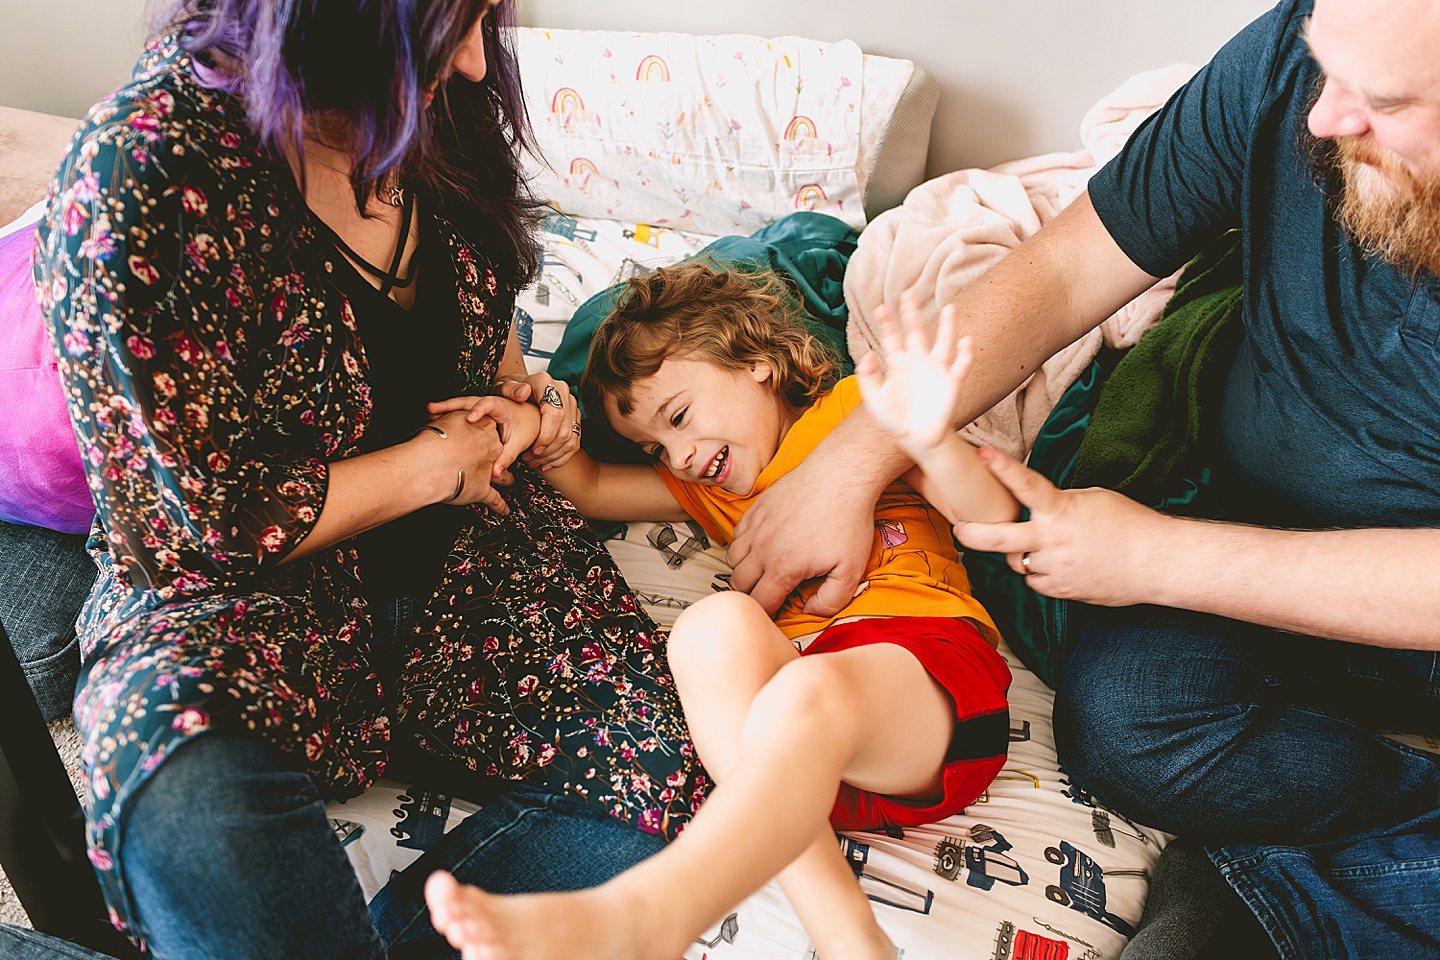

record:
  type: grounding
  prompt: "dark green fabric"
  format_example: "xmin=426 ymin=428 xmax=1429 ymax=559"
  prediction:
xmin=549 ymin=211 xmax=858 ymax=464
xmin=963 ymin=233 xmax=1244 ymax=688
xmin=1073 ymin=231 xmax=1244 ymax=514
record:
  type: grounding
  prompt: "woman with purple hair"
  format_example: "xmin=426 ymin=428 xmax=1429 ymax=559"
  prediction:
xmin=13 ymin=1 xmax=704 ymax=957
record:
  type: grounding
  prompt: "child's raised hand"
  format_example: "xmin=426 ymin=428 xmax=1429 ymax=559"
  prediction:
xmin=856 ymin=291 xmax=974 ymax=459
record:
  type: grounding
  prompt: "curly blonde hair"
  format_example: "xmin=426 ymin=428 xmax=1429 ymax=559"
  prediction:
xmin=580 ymin=260 xmax=840 ymax=426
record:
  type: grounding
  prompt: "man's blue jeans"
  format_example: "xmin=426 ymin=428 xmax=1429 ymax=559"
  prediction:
xmin=1056 ymin=607 xmax=1440 ymax=959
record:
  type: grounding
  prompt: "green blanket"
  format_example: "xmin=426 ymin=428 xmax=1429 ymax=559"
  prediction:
xmin=964 ymin=232 xmax=1244 ymax=687
xmin=1072 ymin=231 xmax=1244 ymax=512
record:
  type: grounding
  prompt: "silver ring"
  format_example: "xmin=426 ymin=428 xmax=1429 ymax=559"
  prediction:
xmin=541 ymin=384 xmax=564 ymax=408
xmin=570 ymin=421 xmax=581 ymax=436
xmin=1021 ymin=551 xmax=1032 ymax=575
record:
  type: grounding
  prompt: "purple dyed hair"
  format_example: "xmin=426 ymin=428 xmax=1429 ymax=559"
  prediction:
xmin=154 ymin=0 xmax=541 ymax=286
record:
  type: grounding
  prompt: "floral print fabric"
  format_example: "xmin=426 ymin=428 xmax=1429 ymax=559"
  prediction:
xmin=34 ymin=37 xmax=703 ymax=948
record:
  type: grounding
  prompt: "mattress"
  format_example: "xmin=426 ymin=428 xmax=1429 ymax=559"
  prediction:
xmin=328 ymin=512 xmax=1168 ymax=959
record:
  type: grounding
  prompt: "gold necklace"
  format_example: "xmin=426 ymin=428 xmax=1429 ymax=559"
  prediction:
xmin=302 ymin=140 xmax=406 ymax=207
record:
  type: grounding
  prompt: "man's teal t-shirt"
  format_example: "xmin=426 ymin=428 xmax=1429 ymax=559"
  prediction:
xmin=1087 ymin=0 xmax=1440 ymax=529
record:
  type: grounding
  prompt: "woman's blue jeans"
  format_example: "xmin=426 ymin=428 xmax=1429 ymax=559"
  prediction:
xmin=2 ymin=594 xmax=667 ymax=960
xmin=0 ymin=741 xmax=664 ymax=959
xmin=1056 ymin=607 xmax=1440 ymax=960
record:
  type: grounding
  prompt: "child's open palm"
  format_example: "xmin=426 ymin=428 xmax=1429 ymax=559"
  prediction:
xmin=856 ymin=292 xmax=974 ymax=459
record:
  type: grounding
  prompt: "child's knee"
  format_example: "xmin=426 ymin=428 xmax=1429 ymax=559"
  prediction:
xmin=671 ymin=592 xmax=768 ymax=651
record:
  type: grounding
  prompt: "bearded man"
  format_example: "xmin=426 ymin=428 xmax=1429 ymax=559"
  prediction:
xmin=724 ymin=0 xmax=1440 ymax=956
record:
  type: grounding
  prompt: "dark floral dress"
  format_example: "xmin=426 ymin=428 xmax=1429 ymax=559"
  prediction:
xmin=34 ymin=37 xmax=704 ymax=945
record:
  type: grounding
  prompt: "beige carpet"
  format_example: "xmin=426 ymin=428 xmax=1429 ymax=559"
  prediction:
xmin=0 ymin=715 xmax=85 ymax=929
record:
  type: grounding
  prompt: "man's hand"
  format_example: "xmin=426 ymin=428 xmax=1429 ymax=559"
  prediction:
xmin=955 ymin=446 xmax=1173 ymax=607
xmin=729 ymin=452 xmax=884 ymax=617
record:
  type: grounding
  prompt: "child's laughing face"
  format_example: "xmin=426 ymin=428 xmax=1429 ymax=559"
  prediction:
xmin=608 ymin=357 xmax=796 ymax=496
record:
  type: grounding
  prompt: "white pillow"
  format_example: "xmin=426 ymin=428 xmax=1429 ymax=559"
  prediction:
xmin=512 ymin=28 xmax=935 ymax=235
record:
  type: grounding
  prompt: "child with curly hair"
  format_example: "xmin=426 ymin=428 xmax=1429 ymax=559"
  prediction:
xmin=425 ymin=261 xmax=1019 ymax=960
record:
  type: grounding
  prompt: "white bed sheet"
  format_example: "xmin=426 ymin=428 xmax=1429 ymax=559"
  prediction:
xmin=513 ymin=210 xmax=722 ymax=375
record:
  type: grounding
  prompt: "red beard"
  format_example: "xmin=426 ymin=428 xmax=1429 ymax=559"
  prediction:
xmin=1331 ymin=135 xmax=1440 ymax=276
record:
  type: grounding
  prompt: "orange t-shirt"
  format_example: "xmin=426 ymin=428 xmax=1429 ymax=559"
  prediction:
xmin=657 ymin=377 xmax=999 ymax=644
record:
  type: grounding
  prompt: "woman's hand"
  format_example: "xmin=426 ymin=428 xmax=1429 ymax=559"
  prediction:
xmin=427 ymin=395 xmax=542 ymax=481
xmin=955 ymin=446 xmax=1174 ymax=606
xmin=491 ymin=372 xmax=582 ymax=470
xmin=856 ymin=291 xmax=973 ymax=461
xmin=409 ymin=406 xmax=534 ymax=515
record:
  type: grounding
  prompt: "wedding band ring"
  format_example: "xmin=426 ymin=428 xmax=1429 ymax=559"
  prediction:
xmin=541 ymin=384 xmax=564 ymax=408
xmin=1021 ymin=551 xmax=1033 ymax=575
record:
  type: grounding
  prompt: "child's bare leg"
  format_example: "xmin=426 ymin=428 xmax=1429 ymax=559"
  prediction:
xmin=426 ymin=598 xmax=955 ymax=960
xmin=666 ymin=594 xmax=892 ymax=958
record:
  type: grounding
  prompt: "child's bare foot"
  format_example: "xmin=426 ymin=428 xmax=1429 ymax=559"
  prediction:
xmin=425 ymin=870 xmax=685 ymax=960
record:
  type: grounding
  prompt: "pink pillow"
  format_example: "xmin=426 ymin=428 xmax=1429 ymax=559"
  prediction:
xmin=0 ymin=227 xmax=93 ymax=533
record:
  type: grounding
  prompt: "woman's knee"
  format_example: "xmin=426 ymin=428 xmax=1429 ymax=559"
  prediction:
xmin=120 ymin=735 xmax=320 ymax=861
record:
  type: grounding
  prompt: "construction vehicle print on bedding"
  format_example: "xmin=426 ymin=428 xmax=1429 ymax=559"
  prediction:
xmin=1060 ymin=777 xmax=1157 ymax=851
xmin=391 ymin=789 xmax=456 ymax=851
xmin=645 ymin=519 xmax=713 ymax=568
xmin=541 ymin=209 xmax=599 ymax=243
xmin=932 ymin=824 xmax=1028 ymax=891
xmin=992 ymin=919 xmax=1101 ymax=960
xmin=1042 ymin=841 xmax=1142 ymax=937
xmin=841 ymin=836 xmax=935 ymax=915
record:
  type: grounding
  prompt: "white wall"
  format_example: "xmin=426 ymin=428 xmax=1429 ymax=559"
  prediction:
xmin=0 ymin=0 xmax=151 ymax=120
xmin=0 ymin=0 xmax=1275 ymax=176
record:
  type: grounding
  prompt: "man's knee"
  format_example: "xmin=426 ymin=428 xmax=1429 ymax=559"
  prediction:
xmin=1053 ymin=614 xmax=1211 ymax=809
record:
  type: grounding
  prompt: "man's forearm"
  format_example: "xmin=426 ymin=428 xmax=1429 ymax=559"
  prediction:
xmin=1136 ymin=518 xmax=1440 ymax=650
xmin=817 ymin=403 xmax=912 ymax=493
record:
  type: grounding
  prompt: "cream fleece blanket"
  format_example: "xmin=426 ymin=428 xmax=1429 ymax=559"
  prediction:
xmin=845 ymin=64 xmax=1198 ymax=463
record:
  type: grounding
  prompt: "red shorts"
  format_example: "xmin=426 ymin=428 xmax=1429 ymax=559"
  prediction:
xmin=803 ymin=616 xmax=1012 ymax=833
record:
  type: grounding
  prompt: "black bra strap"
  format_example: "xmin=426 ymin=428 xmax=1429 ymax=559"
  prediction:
xmin=321 ymin=189 xmax=417 ymax=297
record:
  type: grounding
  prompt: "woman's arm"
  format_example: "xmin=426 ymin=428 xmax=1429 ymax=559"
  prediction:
xmin=426 ymin=394 xmax=687 ymax=522
xmin=36 ymin=114 xmax=355 ymax=590
xmin=284 ymin=408 xmax=513 ymax=562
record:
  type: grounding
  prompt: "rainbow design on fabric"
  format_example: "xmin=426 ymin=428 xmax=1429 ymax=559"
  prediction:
xmin=636 ymin=55 xmax=671 ymax=82
xmin=570 ymin=157 xmax=599 ymax=176
xmin=784 ymin=116 xmax=818 ymax=139
xmin=794 ymin=183 xmax=828 ymax=208
xmin=551 ymin=87 xmax=584 ymax=113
